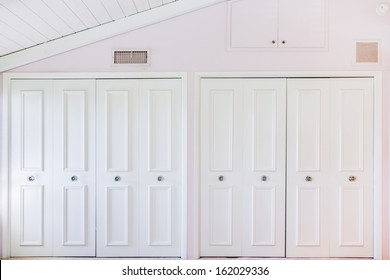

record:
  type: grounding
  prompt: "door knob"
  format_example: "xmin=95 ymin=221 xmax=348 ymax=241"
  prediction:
xmin=272 ymin=40 xmax=276 ymax=44
xmin=157 ymin=176 xmax=164 ymax=182
xmin=218 ymin=176 xmax=224 ymax=182
xmin=282 ymin=40 xmax=286 ymax=44
xmin=115 ymin=176 xmax=121 ymax=182
xmin=28 ymin=176 xmax=35 ymax=181
xmin=349 ymin=176 xmax=356 ymax=182
xmin=262 ymin=176 xmax=268 ymax=181
xmin=305 ymin=176 xmax=312 ymax=182
xmin=71 ymin=176 xmax=78 ymax=181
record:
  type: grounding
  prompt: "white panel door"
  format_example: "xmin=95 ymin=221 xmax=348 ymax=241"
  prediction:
xmin=139 ymin=79 xmax=182 ymax=257
xmin=286 ymin=78 xmax=373 ymax=258
xmin=200 ymin=78 xmax=286 ymax=257
xmin=96 ymin=79 xmax=140 ymax=257
xmin=200 ymin=79 xmax=243 ymax=256
xmin=329 ymin=78 xmax=373 ymax=257
xmin=241 ymin=79 xmax=286 ymax=257
xmin=11 ymin=80 xmax=53 ymax=256
xmin=52 ymin=80 xmax=96 ymax=256
xmin=286 ymin=79 xmax=330 ymax=257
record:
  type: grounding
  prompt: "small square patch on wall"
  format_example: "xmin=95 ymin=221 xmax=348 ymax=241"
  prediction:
xmin=355 ymin=42 xmax=379 ymax=63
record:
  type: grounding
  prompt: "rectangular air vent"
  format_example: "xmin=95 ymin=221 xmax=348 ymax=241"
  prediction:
xmin=112 ymin=49 xmax=150 ymax=65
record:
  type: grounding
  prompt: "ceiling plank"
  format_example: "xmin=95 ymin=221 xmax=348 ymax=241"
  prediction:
xmin=162 ymin=0 xmax=176 ymax=4
xmin=0 ymin=0 xmax=60 ymax=40
xmin=133 ymin=0 xmax=151 ymax=12
xmin=117 ymin=0 xmax=138 ymax=15
xmin=0 ymin=33 xmax=23 ymax=53
xmin=0 ymin=0 xmax=227 ymax=71
xmin=149 ymin=0 xmax=164 ymax=9
xmin=42 ymin=0 xmax=86 ymax=31
xmin=63 ymin=0 xmax=99 ymax=28
xmin=81 ymin=0 xmax=111 ymax=24
xmin=20 ymin=0 xmax=74 ymax=36
xmin=0 ymin=20 xmax=36 ymax=48
xmin=99 ymin=0 xmax=125 ymax=20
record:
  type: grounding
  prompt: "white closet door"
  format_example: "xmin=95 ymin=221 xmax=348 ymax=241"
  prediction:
xmin=139 ymin=79 xmax=182 ymax=257
xmin=11 ymin=80 xmax=53 ymax=256
xmin=96 ymin=79 xmax=140 ymax=257
xmin=200 ymin=79 xmax=243 ymax=256
xmin=329 ymin=78 xmax=373 ymax=257
xmin=52 ymin=80 xmax=96 ymax=256
xmin=241 ymin=79 xmax=286 ymax=257
xmin=286 ymin=79 xmax=331 ymax=257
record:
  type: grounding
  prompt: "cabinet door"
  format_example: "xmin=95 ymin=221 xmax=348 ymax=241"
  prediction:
xmin=230 ymin=0 xmax=278 ymax=48
xmin=52 ymin=80 xmax=96 ymax=256
xmin=200 ymin=79 xmax=243 ymax=256
xmin=286 ymin=79 xmax=331 ymax=257
xmin=241 ymin=79 xmax=286 ymax=257
xmin=329 ymin=78 xmax=373 ymax=257
xmin=139 ymin=79 xmax=182 ymax=257
xmin=10 ymin=80 xmax=53 ymax=256
xmin=96 ymin=80 xmax=140 ymax=257
xmin=278 ymin=0 xmax=327 ymax=48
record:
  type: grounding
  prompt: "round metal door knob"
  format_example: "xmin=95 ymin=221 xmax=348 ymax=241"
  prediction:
xmin=28 ymin=176 xmax=35 ymax=181
xmin=115 ymin=176 xmax=121 ymax=182
xmin=349 ymin=176 xmax=356 ymax=182
xmin=71 ymin=176 xmax=78 ymax=181
xmin=305 ymin=176 xmax=312 ymax=182
xmin=218 ymin=176 xmax=224 ymax=182
xmin=157 ymin=176 xmax=164 ymax=182
xmin=262 ymin=176 xmax=268 ymax=182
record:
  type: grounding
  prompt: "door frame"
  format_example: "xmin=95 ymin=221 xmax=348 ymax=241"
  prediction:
xmin=194 ymin=71 xmax=383 ymax=259
xmin=1 ymin=72 xmax=188 ymax=259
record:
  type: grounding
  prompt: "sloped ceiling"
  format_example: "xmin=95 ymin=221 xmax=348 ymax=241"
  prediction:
xmin=0 ymin=0 xmax=225 ymax=71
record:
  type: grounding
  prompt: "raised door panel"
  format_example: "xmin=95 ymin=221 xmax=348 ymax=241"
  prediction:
xmin=242 ymin=79 xmax=286 ymax=257
xmin=330 ymin=78 xmax=373 ymax=257
xmin=10 ymin=80 xmax=53 ymax=256
xmin=229 ymin=0 xmax=278 ymax=48
xmin=200 ymin=79 xmax=242 ymax=256
xmin=278 ymin=0 xmax=327 ymax=48
xmin=52 ymin=80 xmax=96 ymax=256
xmin=139 ymin=79 xmax=182 ymax=257
xmin=286 ymin=79 xmax=330 ymax=257
xmin=96 ymin=80 xmax=139 ymax=257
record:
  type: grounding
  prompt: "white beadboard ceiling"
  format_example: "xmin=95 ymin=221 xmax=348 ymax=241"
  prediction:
xmin=0 ymin=0 xmax=226 ymax=71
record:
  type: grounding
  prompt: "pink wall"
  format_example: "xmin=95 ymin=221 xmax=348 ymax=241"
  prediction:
xmin=2 ymin=0 xmax=390 ymax=258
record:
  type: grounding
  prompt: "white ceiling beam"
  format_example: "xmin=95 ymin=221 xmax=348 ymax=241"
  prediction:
xmin=0 ymin=0 xmax=227 ymax=72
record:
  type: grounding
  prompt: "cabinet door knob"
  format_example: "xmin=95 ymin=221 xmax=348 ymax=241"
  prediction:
xmin=115 ymin=176 xmax=121 ymax=182
xmin=157 ymin=176 xmax=164 ymax=182
xmin=28 ymin=176 xmax=35 ymax=181
xmin=305 ymin=176 xmax=312 ymax=182
xmin=218 ymin=176 xmax=224 ymax=182
xmin=262 ymin=176 xmax=268 ymax=181
xmin=349 ymin=176 xmax=356 ymax=182
xmin=272 ymin=40 xmax=276 ymax=44
xmin=282 ymin=40 xmax=286 ymax=44
xmin=71 ymin=176 xmax=78 ymax=181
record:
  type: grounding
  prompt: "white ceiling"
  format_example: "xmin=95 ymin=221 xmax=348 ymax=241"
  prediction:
xmin=0 ymin=0 xmax=178 ymax=57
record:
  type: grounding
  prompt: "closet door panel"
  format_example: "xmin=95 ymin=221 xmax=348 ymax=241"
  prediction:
xmin=330 ymin=78 xmax=373 ymax=257
xmin=11 ymin=80 xmax=53 ymax=256
xmin=242 ymin=79 xmax=286 ymax=257
xmin=139 ymin=79 xmax=182 ymax=257
xmin=96 ymin=80 xmax=139 ymax=257
xmin=200 ymin=79 xmax=242 ymax=256
xmin=286 ymin=79 xmax=330 ymax=257
xmin=52 ymin=80 xmax=96 ymax=256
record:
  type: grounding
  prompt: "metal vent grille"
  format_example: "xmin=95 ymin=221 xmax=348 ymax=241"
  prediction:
xmin=113 ymin=50 xmax=149 ymax=65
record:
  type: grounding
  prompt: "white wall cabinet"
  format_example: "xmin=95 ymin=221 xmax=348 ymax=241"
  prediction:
xmin=286 ymin=78 xmax=373 ymax=257
xmin=10 ymin=78 xmax=184 ymax=258
xmin=200 ymin=78 xmax=287 ymax=257
xmin=200 ymin=77 xmax=374 ymax=258
xmin=229 ymin=0 xmax=327 ymax=49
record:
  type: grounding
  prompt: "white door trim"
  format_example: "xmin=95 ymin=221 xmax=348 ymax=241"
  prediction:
xmin=1 ymin=72 xmax=188 ymax=259
xmin=194 ymin=71 xmax=383 ymax=259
